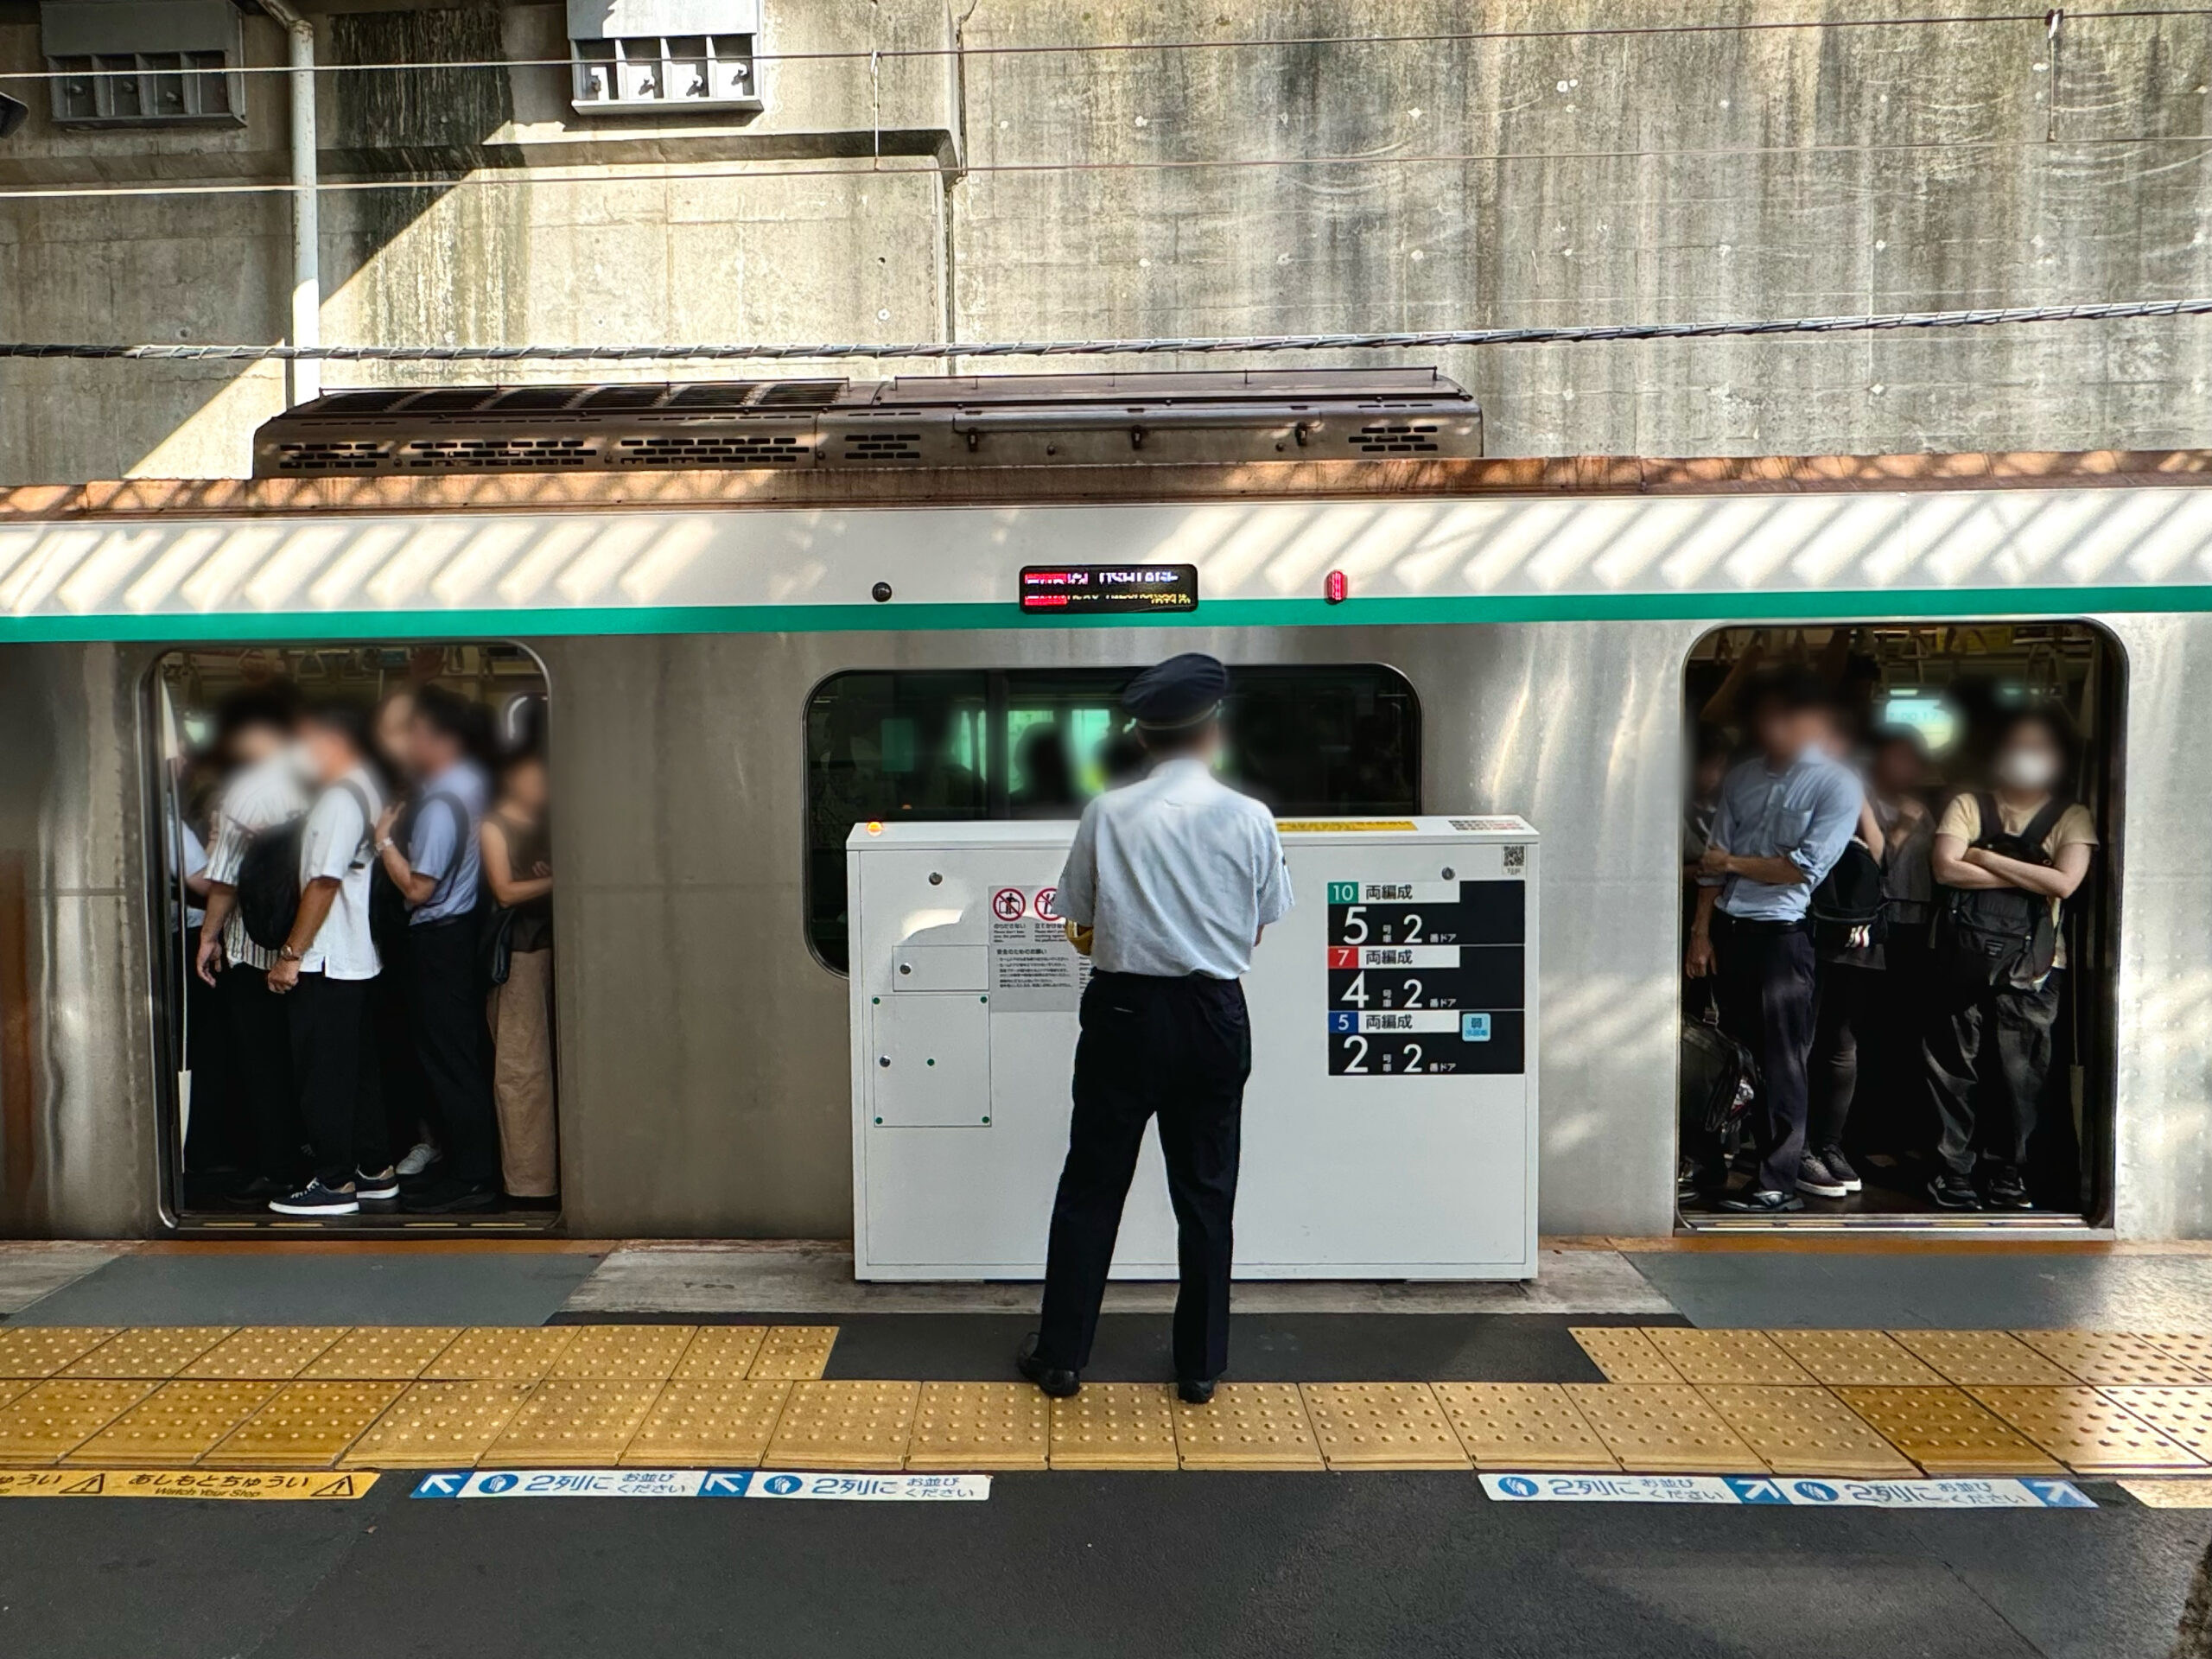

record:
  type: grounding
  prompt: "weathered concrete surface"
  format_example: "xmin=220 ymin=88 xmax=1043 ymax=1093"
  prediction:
xmin=0 ymin=0 xmax=2208 ymax=482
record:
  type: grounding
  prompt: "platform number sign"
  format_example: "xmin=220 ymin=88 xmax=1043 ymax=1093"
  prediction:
xmin=1325 ymin=878 xmax=1525 ymax=1076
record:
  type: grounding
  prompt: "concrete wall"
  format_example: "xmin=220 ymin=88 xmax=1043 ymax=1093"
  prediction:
xmin=0 ymin=0 xmax=2208 ymax=481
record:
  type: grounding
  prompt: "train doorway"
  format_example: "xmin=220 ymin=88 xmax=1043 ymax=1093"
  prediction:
xmin=1676 ymin=622 xmax=2122 ymax=1230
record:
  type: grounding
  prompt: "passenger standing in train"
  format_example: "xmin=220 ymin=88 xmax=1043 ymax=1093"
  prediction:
xmin=366 ymin=688 xmax=440 ymax=1182
xmin=371 ymin=685 xmax=501 ymax=1214
xmin=195 ymin=685 xmax=314 ymax=1207
xmin=1923 ymin=709 xmax=2097 ymax=1209
xmin=264 ymin=702 xmax=393 ymax=1216
xmin=1686 ymin=668 xmax=1865 ymax=1213
xmin=1019 ymin=653 xmax=1293 ymax=1405
xmin=480 ymin=750 xmax=559 ymax=1202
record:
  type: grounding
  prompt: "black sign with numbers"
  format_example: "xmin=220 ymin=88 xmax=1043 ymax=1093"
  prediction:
xmin=1324 ymin=879 xmax=1525 ymax=1076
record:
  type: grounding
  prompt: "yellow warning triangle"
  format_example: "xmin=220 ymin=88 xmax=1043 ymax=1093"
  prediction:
xmin=312 ymin=1475 xmax=356 ymax=1497
xmin=61 ymin=1473 xmax=105 ymax=1496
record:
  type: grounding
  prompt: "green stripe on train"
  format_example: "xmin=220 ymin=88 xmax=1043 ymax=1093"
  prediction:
xmin=0 ymin=585 xmax=2206 ymax=641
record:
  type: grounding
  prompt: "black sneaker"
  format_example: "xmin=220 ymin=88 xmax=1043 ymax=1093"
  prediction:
xmin=399 ymin=1174 xmax=500 ymax=1214
xmin=1817 ymin=1145 xmax=1863 ymax=1192
xmin=269 ymin=1179 xmax=359 ymax=1216
xmin=354 ymin=1166 xmax=400 ymax=1202
xmin=1719 ymin=1189 xmax=1805 ymax=1214
xmin=222 ymin=1174 xmax=294 ymax=1211
xmin=1984 ymin=1165 xmax=2032 ymax=1209
xmin=1928 ymin=1173 xmax=1980 ymax=1210
xmin=1797 ymin=1152 xmax=1848 ymax=1200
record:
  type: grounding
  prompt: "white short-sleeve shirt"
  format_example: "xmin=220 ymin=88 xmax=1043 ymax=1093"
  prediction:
xmin=296 ymin=766 xmax=385 ymax=980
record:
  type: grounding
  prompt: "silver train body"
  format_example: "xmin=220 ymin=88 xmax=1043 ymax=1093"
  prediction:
xmin=2 ymin=386 xmax=2208 ymax=1242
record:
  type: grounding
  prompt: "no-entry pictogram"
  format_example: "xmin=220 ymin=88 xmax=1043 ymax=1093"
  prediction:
xmin=1033 ymin=887 xmax=1061 ymax=922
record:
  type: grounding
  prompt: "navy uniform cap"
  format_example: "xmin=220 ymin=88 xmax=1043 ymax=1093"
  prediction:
xmin=1122 ymin=652 xmax=1230 ymax=730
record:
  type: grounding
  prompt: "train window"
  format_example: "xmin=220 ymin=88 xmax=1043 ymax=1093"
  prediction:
xmin=805 ymin=664 xmax=1421 ymax=971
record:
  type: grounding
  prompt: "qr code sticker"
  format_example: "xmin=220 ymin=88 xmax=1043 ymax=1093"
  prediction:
xmin=1502 ymin=844 xmax=1527 ymax=875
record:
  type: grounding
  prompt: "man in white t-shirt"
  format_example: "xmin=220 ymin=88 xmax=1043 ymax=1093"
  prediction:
xmin=264 ymin=702 xmax=394 ymax=1217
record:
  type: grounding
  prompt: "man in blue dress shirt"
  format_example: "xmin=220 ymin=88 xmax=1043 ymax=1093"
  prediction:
xmin=1686 ymin=666 xmax=1864 ymax=1213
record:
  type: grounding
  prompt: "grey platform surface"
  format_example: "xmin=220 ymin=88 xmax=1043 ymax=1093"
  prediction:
xmin=0 ymin=1245 xmax=120 ymax=1316
xmin=2 ymin=1250 xmax=603 ymax=1327
xmin=1627 ymin=1249 xmax=2212 ymax=1331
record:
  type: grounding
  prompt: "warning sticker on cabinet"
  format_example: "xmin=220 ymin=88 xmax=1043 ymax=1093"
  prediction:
xmin=988 ymin=885 xmax=1091 ymax=1012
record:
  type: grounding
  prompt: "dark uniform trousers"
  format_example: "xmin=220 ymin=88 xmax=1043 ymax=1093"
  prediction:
xmin=1713 ymin=913 xmax=1817 ymax=1195
xmin=1037 ymin=970 xmax=1251 ymax=1382
xmin=1924 ymin=969 xmax=2063 ymax=1178
xmin=218 ymin=956 xmax=302 ymax=1181
xmin=289 ymin=971 xmax=389 ymax=1186
xmin=406 ymin=917 xmax=501 ymax=1185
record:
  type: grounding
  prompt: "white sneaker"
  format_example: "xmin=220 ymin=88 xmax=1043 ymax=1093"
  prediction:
xmin=396 ymin=1141 xmax=442 ymax=1178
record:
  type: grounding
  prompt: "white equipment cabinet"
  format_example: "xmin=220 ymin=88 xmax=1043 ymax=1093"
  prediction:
xmin=847 ymin=817 xmax=1539 ymax=1280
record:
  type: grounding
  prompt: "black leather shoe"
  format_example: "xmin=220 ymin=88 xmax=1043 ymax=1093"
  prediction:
xmin=1177 ymin=1377 xmax=1217 ymax=1406
xmin=1015 ymin=1332 xmax=1079 ymax=1399
xmin=1718 ymin=1188 xmax=1805 ymax=1214
xmin=220 ymin=1175 xmax=292 ymax=1211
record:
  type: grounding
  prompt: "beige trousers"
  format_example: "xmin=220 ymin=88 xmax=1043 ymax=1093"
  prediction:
xmin=486 ymin=947 xmax=559 ymax=1197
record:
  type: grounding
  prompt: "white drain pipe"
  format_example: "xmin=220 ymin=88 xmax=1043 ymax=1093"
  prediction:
xmin=263 ymin=1 xmax=320 ymax=404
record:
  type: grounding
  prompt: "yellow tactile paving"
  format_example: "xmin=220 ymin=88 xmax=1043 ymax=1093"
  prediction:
xmin=1697 ymin=1385 xmax=1920 ymax=1478
xmin=669 ymin=1326 xmax=768 ymax=1382
xmin=906 ymin=1382 xmax=1051 ymax=1471
xmin=203 ymin=1382 xmax=406 ymax=1469
xmin=1888 ymin=1330 xmax=2076 ymax=1388
xmin=2012 ymin=1332 xmax=2212 ymax=1388
xmin=0 ymin=1381 xmax=156 ymax=1465
xmin=1768 ymin=1330 xmax=1947 ymax=1388
xmin=0 ymin=1327 xmax=123 ymax=1380
xmin=1300 ymin=1382 xmax=1469 ymax=1471
xmin=341 ymin=1381 xmax=538 ymax=1469
xmin=549 ymin=1325 xmax=698 ymax=1382
xmin=1569 ymin=1327 xmax=1683 ymax=1384
xmin=181 ymin=1327 xmax=349 ymax=1381
xmin=1431 ymin=1382 xmax=1618 ymax=1471
xmin=1832 ymin=1387 xmax=2065 ymax=1476
xmin=762 ymin=1380 xmax=918 ymax=1471
xmin=747 ymin=1326 xmax=840 ymax=1382
xmin=1047 ymin=1383 xmax=1180 ymax=1470
xmin=0 ymin=1379 xmax=31 ymax=1412
xmin=66 ymin=1382 xmax=281 ymax=1465
xmin=2099 ymin=1388 xmax=2212 ymax=1460
xmin=1643 ymin=1329 xmax=1815 ymax=1387
xmin=481 ymin=1380 xmax=664 ymax=1468
xmin=1171 ymin=1382 xmax=1324 ymax=1471
xmin=302 ymin=1328 xmax=463 ymax=1381
xmin=58 ymin=1327 xmax=233 ymax=1380
xmin=421 ymin=1326 xmax=578 ymax=1382
xmin=1563 ymin=1386 xmax=1768 ymax=1474
xmin=620 ymin=1380 xmax=792 ymax=1468
xmin=1967 ymin=1386 xmax=2207 ymax=1475
xmin=2143 ymin=1334 xmax=2212 ymax=1371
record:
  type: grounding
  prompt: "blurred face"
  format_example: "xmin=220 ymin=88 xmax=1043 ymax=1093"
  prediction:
xmin=1871 ymin=739 xmax=1925 ymax=798
xmin=300 ymin=721 xmax=353 ymax=784
xmin=1993 ymin=722 xmax=2064 ymax=795
xmin=410 ymin=715 xmax=461 ymax=777
xmin=374 ymin=693 xmax=416 ymax=772
xmin=503 ymin=756 xmax=550 ymax=814
xmin=1753 ymin=700 xmax=1827 ymax=763
xmin=1693 ymin=754 xmax=1727 ymax=799
xmin=227 ymin=720 xmax=287 ymax=768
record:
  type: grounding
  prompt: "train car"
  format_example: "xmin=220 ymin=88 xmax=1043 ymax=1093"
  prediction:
xmin=0 ymin=368 xmax=2206 ymax=1245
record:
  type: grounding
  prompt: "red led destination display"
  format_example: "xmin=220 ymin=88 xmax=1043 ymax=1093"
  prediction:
xmin=1019 ymin=564 xmax=1199 ymax=614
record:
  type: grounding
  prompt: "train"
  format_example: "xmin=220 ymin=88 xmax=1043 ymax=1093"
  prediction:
xmin=0 ymin=368 xmax=2206 ymax=1244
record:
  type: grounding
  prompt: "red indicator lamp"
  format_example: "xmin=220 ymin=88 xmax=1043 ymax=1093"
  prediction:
xmin=1324 ymin=569 xmax=1349 ymax=605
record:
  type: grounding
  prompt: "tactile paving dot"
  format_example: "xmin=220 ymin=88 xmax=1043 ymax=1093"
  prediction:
xmin=181 ymin=1327 xmax=350 ymax=1381
xmin=302 ymin=1328 xmax=463 ymax=1381
xmin=1562 ymin=1385 xmax=1767 ymax=1474
xmin=1696 ymin=1385 xmax=1918 ymax=1478
xmin=340 ymin=1381 xmax=537 ymax=1468
xmin=670 ymin=1326 xmax=768 ymax=1382
xmin=1172 ymin=1382 xmax=1324 ymax=1471
xmin=0 ymin=1381 xmax=157 ymax=1465
xmin=906 ymin=1382 xmax=1050 ymax=1471
xmin=1047 ymin=1383 xmax=1179 ymax=1470
xmin=1430 ymin=1382 xmax=1618 ymax=1471
xmin=481 ymin=1380 xmax=665 ymax=1467
xmin=202 ymin=1381 xmax=406 ymax=1468
xmin=421 ymin=1326 xmax=579 ymax=1382
xmin=65 ymin=1381 xmax=280 ymax=1465
xmin=1888 ymin=1330 xmax=2075 ymax=1387
xmin=59 ymin=1327 xmax=234 ymax=1380
xmin=1643 ymin=1330 xmax=1815 ymax=1387
xmin=1300 ymin=1382 xmax=1468 ymax=1470
xmin=620 ymin=1380 xmax=792 ymax=1468
xmin=1831 ymin=1386 xmax=2064 ymax=1476
xmin=1966 ymin=1386 xmax=2207 ymax=1475
xmin=747 ymin=1326 xmax=840 ymax=1382
xmin=1569 ymin=1328 xmax=1683 ymax=1384
xmin=762 ymin=1380 xmax=918 ymax=1471
xmin=550 ymin=1325 xmax=699 ymax=1382
xmin=2098 ymin=1388 xmax=2212 ymax=1459
xmin=0 ymin=1327 xmax=123 ymax=1380
xmin=2012 ymin=1332 xmax=2212 ymax=1387
xmin=1769 ymin=1330 xmax=1946 ymax=1387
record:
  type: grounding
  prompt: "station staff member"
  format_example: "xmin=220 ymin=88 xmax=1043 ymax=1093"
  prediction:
xmin=1018 ymin=653 xmax=1293 ymax=1405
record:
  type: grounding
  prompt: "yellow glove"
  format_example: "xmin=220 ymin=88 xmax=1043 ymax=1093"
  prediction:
xmin=1065 ymin=919 xmax=1095 ymax=957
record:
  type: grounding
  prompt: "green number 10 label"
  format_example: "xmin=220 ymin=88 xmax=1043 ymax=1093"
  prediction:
xmin=1327 ymin=882 xmax=1358 ymax=905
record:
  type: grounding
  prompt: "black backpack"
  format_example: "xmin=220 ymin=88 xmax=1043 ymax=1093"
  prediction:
xmin=1808 ymin=838 xmax=1887 ymax=953
xmin=1933 ymin=791 xmax=2069 ymax=990
xmin=237 ymin=780 xmax=370 ymax=951
xmin=1681 ymin=990 xmax=1758 ymax=1137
